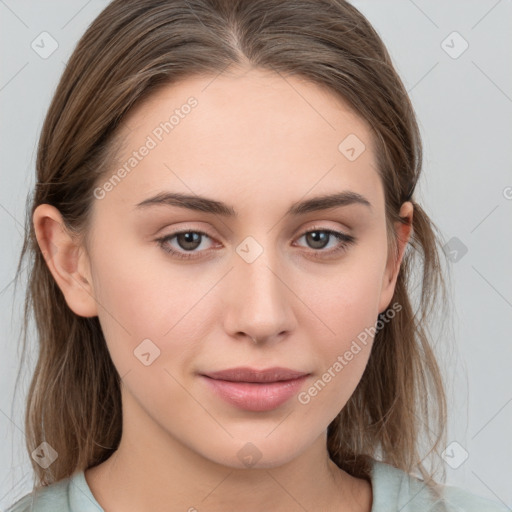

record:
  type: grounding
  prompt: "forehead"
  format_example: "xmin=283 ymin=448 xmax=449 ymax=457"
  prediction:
xmin=97 ymin=67 xmax=383 ymax=216
xmin=122 ymin=67 xmax=374 ymax=152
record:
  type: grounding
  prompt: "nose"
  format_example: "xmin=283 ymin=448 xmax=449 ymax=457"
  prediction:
xmin=222 ymin=240 xmax=296 ymax=346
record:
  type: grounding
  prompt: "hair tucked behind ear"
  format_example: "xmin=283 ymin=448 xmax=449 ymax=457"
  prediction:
xmin=328 ymin=199 xmax=448 ymax=486
xmin=14 ymin=0 xmax=449 ymax=491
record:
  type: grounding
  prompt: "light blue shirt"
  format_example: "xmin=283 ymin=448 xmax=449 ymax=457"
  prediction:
xmin=6 ymin=459 xmax=509 ymax=511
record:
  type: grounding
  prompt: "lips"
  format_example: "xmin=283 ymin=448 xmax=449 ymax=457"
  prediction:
xmin=200 ymin=367 xmax=310 ymax=412
xmin=203 ymin=367 xmax=309 ymax=383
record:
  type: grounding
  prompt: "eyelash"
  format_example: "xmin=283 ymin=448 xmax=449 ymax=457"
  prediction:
xmin=155 ymin=227 xmax=356 ymax=261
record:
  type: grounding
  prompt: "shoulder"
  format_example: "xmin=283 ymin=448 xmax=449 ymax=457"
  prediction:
xmin=4 ymin=471 xmax=101 ymax=512
xmin=370 ymin=460 xmax=509 ymax=512
xmin=5 ymin=477 xmax=70 ymax=512
xmin=440 ymin=483 xmax=510 ymax=512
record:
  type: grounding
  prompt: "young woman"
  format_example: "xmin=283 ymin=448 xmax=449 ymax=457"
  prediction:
xmin=7 ymin=0 xmax=507 ymax=510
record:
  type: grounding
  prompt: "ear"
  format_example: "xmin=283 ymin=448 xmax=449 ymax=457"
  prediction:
xmin=378 ymin=201 xmax=413 ymax=313
xmin=33 ymin=204 xmax=98 ymax=317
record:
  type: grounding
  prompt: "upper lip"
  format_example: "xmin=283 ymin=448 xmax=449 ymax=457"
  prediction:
xmin=201 ymin=367 xmax=309 ymax=383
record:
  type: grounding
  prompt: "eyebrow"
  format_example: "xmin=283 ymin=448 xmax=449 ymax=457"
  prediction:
xmin=134 ymin=190 xmax=372 ymax=216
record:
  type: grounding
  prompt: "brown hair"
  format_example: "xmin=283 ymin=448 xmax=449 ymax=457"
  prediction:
xmin=15 ymin=0 xmax=449 ymax=493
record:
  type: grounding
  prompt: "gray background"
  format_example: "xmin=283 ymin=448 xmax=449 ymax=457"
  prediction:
xmin=1 ymin=0 xmax=511 ymax=508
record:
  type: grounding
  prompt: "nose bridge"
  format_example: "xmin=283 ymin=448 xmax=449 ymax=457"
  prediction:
xmin=225 ymin=233 xmax=294 ymax=340
xmin=237 ymin=234 xmax=285 ymax=310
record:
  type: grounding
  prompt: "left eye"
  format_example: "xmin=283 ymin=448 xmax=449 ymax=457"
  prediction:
xmin=156 ymin=228 xmax=355 ymax=260
xmin=295 ymin=229 xmax=351 ymax=251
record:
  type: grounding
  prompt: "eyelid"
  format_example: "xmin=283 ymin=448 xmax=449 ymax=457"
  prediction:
xmin=156 ymin=224 xmax=218 ymax=242
xmin=156 ymin=223 xmax=355 ymax=260
xmin=295 ymin=222 xmax=352 ymax=239
xmin=156 ymin=224 xmax=351 ymax=244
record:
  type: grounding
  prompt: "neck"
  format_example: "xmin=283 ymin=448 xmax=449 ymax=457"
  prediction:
xmin=85 ymin=390 xmax=372 ymax=512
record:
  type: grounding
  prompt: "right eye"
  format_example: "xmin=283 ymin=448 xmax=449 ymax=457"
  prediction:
xmin=156 ymin=229 xmax=217 ymax=260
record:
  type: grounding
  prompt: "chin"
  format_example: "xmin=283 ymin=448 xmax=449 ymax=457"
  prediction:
xmin=196 ymin=433 xmax=311 ymax=471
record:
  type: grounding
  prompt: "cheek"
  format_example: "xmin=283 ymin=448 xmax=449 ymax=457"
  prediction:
xmin=292 ymin=249 xmax=388 ymax=411
xmin=88 ymin=235 xmax=235 ymax=395
xmin=89 ymin=251 xmax=207 ymax=428
xmin=90 ymin=223 xmax=187 ymax=328
xmin=300 ymin=252 xmax=387 ymax=342
xmin=88 ymin=232 xmax=195 ymax=369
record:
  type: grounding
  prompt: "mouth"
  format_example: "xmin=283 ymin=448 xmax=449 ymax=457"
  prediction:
xmin=200 ymin=367 xmax=310 ymax=412
xmin=202 ymin=366 xmax=309 ymax=383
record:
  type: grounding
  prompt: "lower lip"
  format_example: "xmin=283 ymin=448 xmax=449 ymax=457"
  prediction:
xmin=201 ymin=375 xmax=308 ymax=412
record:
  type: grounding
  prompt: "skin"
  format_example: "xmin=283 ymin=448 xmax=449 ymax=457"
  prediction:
xmin=34 ymin=66 xmax=412 ymax=512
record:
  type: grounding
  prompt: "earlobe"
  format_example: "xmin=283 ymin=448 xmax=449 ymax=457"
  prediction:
xmin=378 ymin=201 xmax=414 ymax=313
xmin=33 ymin=204 xmax=98 ymax=318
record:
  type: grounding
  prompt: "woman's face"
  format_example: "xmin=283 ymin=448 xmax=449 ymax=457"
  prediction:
xmin=59 ymin=68 xmax=410 ymax=468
